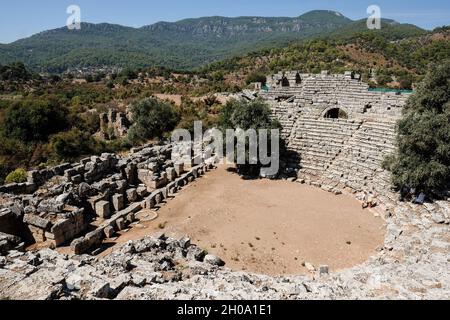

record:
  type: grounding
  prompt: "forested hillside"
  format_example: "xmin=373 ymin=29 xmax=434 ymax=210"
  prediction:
xmin=201 ymin=26 xmax=449 ymax=90
xmin=0 ymin=10 xmax=425 ymax=72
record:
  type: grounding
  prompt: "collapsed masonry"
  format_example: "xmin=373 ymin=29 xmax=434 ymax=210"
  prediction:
xmin=0 ymin=142 xmax=218 ymax=256
xmin=98 ymin=109 xmax=131 ymax=140
xmin=261 ymin=70 xmax=415 ymax=213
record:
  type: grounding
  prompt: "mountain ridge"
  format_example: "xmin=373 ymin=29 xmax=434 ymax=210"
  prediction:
xmin=0 ymin=10 xmax=426 ymax=72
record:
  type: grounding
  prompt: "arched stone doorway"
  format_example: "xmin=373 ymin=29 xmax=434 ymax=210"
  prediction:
xmin=295 ymin=73 xmax=302 ymax=84
xmin=323 ymin=108 xmax=348 ymax=119
xmin=281 ymin=77 xmax=290 ymax=87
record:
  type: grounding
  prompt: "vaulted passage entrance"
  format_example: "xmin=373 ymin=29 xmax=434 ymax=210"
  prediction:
xmin=324 ymin=108 xmax=348 ymax=119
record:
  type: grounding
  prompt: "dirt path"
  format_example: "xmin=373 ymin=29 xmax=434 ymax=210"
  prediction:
xmin=102 ymin=165 xmax=386 ymax=276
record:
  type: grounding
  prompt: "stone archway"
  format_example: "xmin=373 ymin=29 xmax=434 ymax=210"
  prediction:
xmin=281 ymin=77 xmax=290 ymax=87
xmin=322 ymin=107 xmax=349 ymax=119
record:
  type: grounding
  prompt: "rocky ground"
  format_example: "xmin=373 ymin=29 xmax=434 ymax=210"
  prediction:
xmin=0 ymin=201 xmax=449 ymax=300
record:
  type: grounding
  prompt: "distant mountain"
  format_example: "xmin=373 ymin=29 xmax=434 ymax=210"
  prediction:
xmin=329 ymin=18 xmax=427 ymax=40
xmin=0 ymin=10 xmax=426 ymax=72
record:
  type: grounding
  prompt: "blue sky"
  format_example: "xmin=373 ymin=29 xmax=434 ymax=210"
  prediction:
xmin=0 ymin=0 xmax=449 ymax=43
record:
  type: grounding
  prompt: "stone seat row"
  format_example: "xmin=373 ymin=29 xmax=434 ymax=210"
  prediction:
xmin=293 ymin=132 xmax=351 ymax=144
xmin=290 ymin=140 xmax=345 ymax=151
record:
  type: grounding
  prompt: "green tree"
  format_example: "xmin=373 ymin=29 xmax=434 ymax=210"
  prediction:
xmin=245 ymin=72 xmax=267 ymax=85
xmin=128 ymin=97 xmax=179 ymax=144
xmin=219 ymin=99 xmax=282 ymax=177
xmin=398 ymin=75 xmax=413 ymax=90
xmin=376 ymin=73 xmax=392 ymax=86
xmin=49 ymin=128 xmax=100 ymax=162
xmin=176 ymin=97 xmax=216 ymax=134
xmin=384 ymin=61 xmax=450 ymax=194
xmin=2 ymin=99 xmax=69 ymax=142
xmin=0 ymin=62 xmax=30 ymax=81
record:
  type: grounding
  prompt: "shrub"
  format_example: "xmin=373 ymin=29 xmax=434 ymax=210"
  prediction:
xmin=128 ymin=97 xmax=179 ymax=144
xmin=49 ymin=128 xmax=101 ymax=162
xmin=175 ymin=97 xmax=217 ymax=134
xmin=4 ymin=168 xmax=27 ymax=184
xmin=2 ymin=99 xmax=69 ymax=142
xmin=0 ymin=62 xmax=30 ymax=81
xmin=245 ymin=72 xmax=267 ymax=85
xmin=376 ymin=74 xmax=392 ymax=86
xmin=384 ymin=61 xmax=450 ymax=194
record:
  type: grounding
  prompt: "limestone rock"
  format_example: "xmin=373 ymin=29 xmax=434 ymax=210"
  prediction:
xmin=204 ymin=254 xmax=225 ymax=267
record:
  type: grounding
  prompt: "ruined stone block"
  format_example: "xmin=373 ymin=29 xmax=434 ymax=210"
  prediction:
xmin=147 ymin=162 xmax=157 ymax=171
xmin=175 ymin=178 xmax=185 ymax=188
xmin=50 ymin=209 xmax=87 ymax=247
xmin=116 ymin=218 xmax=126 ymax=231
xmin=136 ymin=186 xmax=149 ymax=198
xmin=115 ymin=180 xmax=128 ymax=193
xmin=145 ymin=196 xmax=156 ymax=209
xmin=71 ymin=174 xmax=83 ymax=184
xmin=166 ymin=168 xmax=177 ymax=182
xmin=126 ymin=189 xmax=138 ymax=203
xmin=174 ymin=162 xmax=184 ymax=176
xmin=23 ymin=214 xmax=51 ymax=230
xmin=44 ymin=232 xmax=55 ymax=240
xmin=112 ymin=194 xmax=124 ymax=212
xmin=137 ymin=169 xmax=152 ymax=187
xmin=88 ymin=194 xmax=108 ymax=214
xmin=0 ymin=209 xmax=22 ymax=236
xmin=80 ymin=157 xmax=91 ymax=165
xmin=125 ymin=163 xmax=137 ymax=185
xmin=28 ymin=225 xmax=46 ymax=243
xmin=166 ymin=182 xmax=178 ymax=195
xmin=126 ymin=213 xmax=135 ymax=224
xmin=64 ymin=168 xmax=78 ymax=178
xmin=161 ymin=187 xmax=169 ymax=199
xmin=104 ymin=226 xmax=115 ymax=238
xmin=155 ymin=192 xmax=163 ymax=205
xmin=95 ymin=201 xmax=111 ymax=219
xmin=71 ymin=228 xmax=104 ymax=255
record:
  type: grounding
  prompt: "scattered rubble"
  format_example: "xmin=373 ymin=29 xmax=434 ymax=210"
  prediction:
xmin=0 ymin=141 xmax=218 ymax=256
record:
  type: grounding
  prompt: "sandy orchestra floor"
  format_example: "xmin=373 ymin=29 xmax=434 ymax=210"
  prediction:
xmin=102 ymin=165 xmax=386 ymax=276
